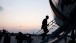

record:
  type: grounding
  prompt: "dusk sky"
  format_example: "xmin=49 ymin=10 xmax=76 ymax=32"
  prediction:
xmin=0 ymin=0 xmax=58 ymax=33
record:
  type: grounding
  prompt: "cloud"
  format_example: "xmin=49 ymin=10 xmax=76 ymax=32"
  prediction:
xmin=0 ymin=6 xmax=3 ymax=12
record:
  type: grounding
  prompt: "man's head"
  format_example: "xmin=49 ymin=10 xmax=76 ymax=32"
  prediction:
xmin=46 ymin=15 xmax=49 ymax=19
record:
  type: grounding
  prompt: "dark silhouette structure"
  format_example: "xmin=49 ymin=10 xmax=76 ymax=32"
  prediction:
xmin=3 ymin=29 xmax=6 ymax=36
xmin=64 ymin=37 xmax=67 ymax=43
xmin=3 ymin=33 xmax=11 ymax=43
xmin=41 ymin=15 xmax=49 ymax=40
xmin=61 ymin=0 xmax=76 ymax=11
xmin=26 ymin=33 xmax=33 ymax=43
xmin=15 ymin=32 xmax=33 ymax=43
xmin=15 ymin=32 xmax=23 ymax=43
xmin=0 ymin=31 xmax=2 ymax=41
xmin=71 ymin=30 xmax=76 ymax=43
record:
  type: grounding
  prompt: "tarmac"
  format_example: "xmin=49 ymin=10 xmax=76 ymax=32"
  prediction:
xmin=0 ymin=36 xmax=73 ymax=43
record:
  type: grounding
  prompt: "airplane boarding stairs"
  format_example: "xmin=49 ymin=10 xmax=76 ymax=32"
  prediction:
xmin=32 ymin=0 xmax=76 ymax=43
xmin=40 ymin=20 xmax=71 ymax=43
xmin=40 ymin=0 xmax=75 ymax=43
xmin=32 ymin=20 xmax=75 ymax=43
xmin=32 ymin=3 xmax=75 ymax=43
xmin=31 ymin=20 xmax=59 ymax=43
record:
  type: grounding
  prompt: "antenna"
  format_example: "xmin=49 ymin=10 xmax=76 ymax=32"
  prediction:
xmin=20 ymin=26 xmax=21 ymax=32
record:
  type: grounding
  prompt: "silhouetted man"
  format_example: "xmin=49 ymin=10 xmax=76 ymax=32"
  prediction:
xmin=3 ymin=33 xmax=11 ymax=43
xmin=15 ymin=32 xmax=23 ymax=43
xmin=41 ymin=15 xmax=49 ymax=40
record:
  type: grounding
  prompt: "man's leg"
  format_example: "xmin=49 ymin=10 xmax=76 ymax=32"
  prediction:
xmin=42 ymin=33 xmax=47 ymax=40
xmin=42 ymin=29 xmax=49 ymax=40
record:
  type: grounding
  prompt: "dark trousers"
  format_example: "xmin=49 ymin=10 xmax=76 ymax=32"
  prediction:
xmin=42 ymin=28 xmax=49 ymax=39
